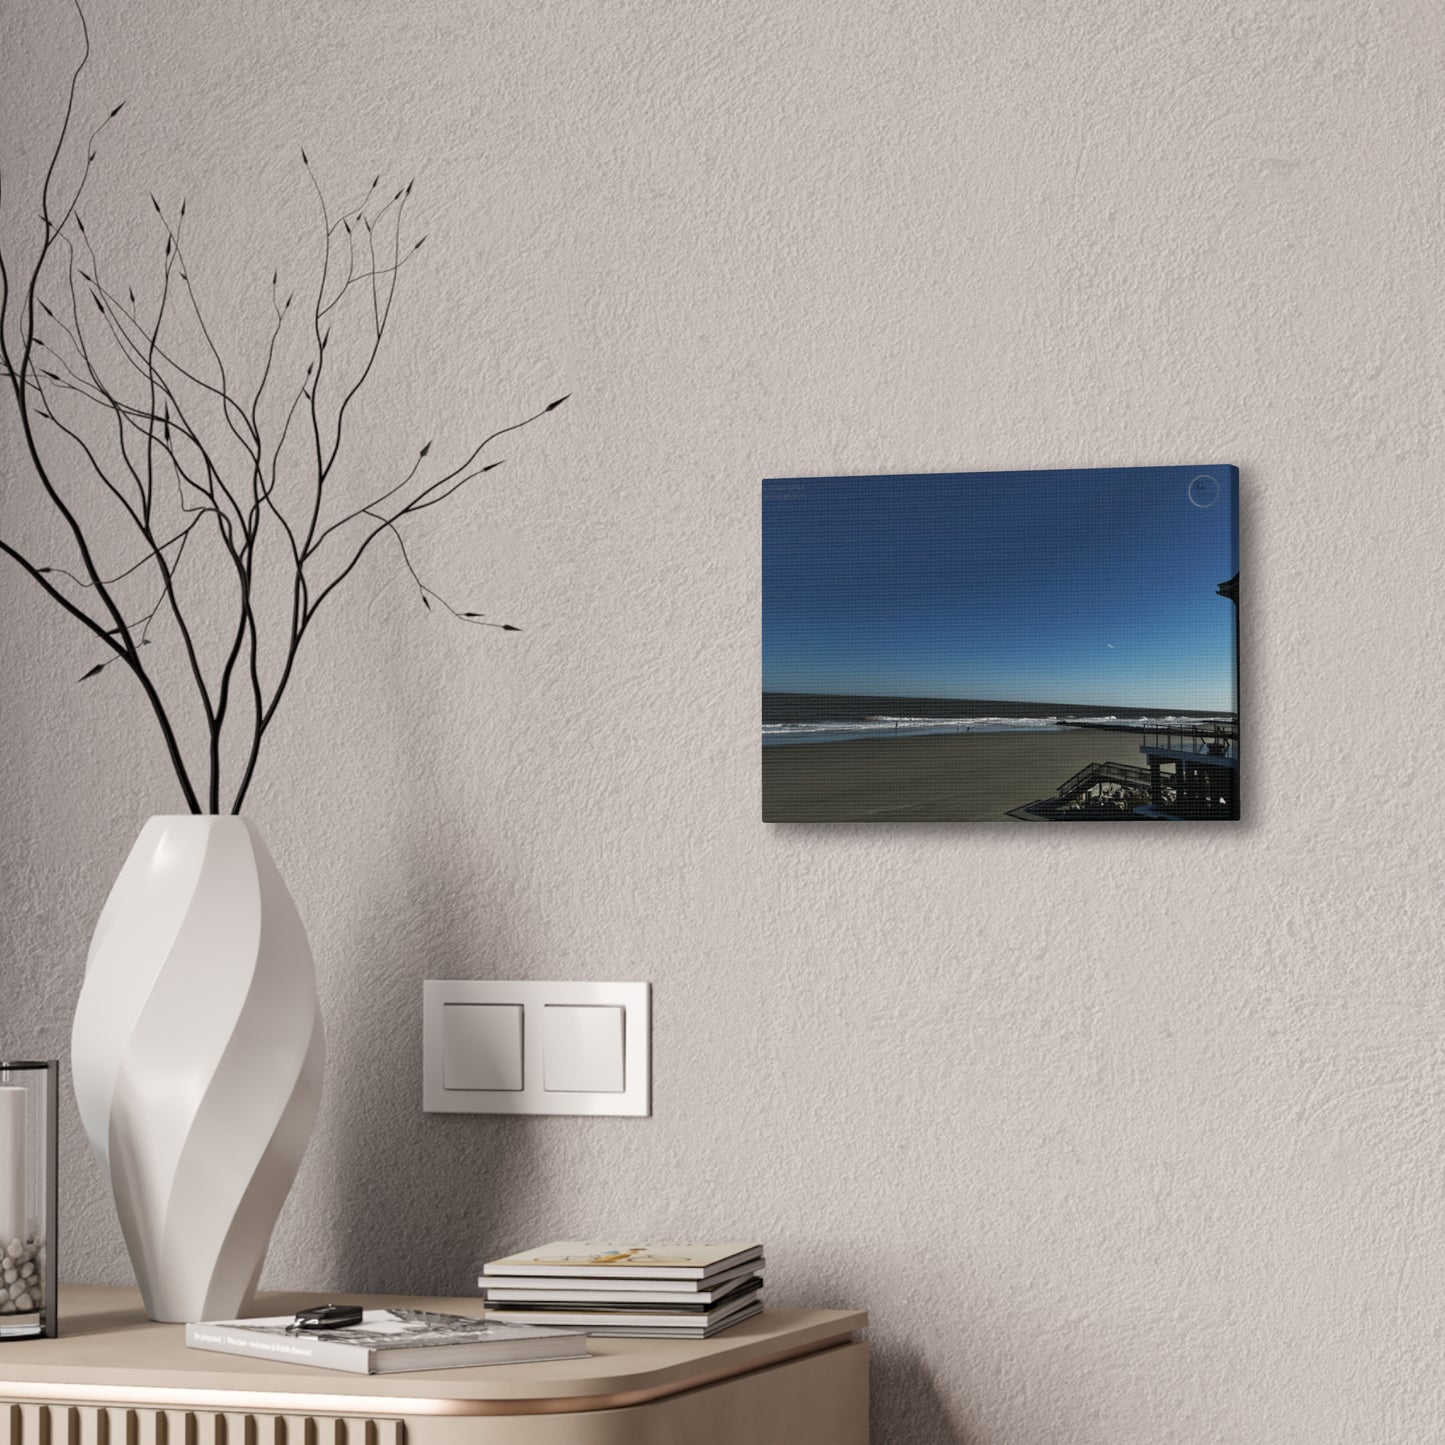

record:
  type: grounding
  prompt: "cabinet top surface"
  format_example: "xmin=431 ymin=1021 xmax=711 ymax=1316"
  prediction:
xmin=0 ymin=1287 xmax=866 ymax=1414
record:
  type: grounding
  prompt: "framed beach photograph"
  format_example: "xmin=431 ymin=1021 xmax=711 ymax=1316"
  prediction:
xmin=761 ymin=465 xmax=1240 ymax=822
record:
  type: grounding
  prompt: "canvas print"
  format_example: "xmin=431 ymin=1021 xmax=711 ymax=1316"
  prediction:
xmin=762 ymin=466 xmax=1239 ymax=822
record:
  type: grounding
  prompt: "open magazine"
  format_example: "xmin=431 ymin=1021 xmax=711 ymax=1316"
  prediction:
xmin=186 ymin=1308 xmax=587 ymax=1375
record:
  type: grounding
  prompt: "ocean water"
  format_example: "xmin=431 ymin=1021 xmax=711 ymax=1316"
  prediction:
xmin=761 ymin=693 xmax=1228 ymax=747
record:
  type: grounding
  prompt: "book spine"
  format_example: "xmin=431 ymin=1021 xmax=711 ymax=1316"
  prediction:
xmin=482 ymin=1265 xmax=707 ymax=1279
xmin=185 ymin=1325 xmax=369 ymax=1374
xmin=482 ymin=1300 xmax=719 ymax=1312
xmin=477 ymin=1265 xmax=765 ymax=1296
xmin=477 ymin=1278 xmax=700 ymax=1294
xmin=485 ymin=1310 xmax=730 ymax=1328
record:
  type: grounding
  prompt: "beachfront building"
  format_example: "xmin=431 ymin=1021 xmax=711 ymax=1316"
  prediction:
xmin=1128 ymin=570 xmax=1242 ymax=819
xmin=1135 ymin=721 xmax=1239 ymax=819
xmin=1218 ymin=571 xmax=1239 ymax=675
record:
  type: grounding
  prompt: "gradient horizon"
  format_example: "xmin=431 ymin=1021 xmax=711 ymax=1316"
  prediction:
xmin=762 ymin=466 xmax=1239 ymax=714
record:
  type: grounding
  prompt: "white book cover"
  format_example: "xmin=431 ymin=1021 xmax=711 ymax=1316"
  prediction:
xmin=186 ymin=1309 xmax=587 ymax=1375
xmin=482 ymin=1242 xmax=763 ymax=1280
xmin=478 ymin=1260 xmax=764 ymax=1301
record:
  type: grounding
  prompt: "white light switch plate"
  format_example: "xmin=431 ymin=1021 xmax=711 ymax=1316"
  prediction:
xmin=423 ymin=980 xmax=650 ymax=1116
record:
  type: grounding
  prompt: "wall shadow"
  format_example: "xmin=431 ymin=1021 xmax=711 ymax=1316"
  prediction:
xmin=293 ymin=796 xmax=555 ymax=1299
xmin=871 ymin=1344 xmax=978 ymax=1445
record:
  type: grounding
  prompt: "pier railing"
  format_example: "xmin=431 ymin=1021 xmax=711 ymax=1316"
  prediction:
xmin=1141 ymin=722 xmax=1238 ymax=760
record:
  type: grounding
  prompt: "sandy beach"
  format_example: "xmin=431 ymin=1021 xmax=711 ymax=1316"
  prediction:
xmin=761 ymin=727 xmax=1147 ymax=821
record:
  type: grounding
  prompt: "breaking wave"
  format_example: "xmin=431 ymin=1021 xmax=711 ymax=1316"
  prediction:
xmin=762 ymin=714 xmax=1223 ymax=746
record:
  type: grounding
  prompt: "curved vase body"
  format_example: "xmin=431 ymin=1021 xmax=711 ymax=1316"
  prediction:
xmin=72 ymin=817 xmax=325 ymax=1322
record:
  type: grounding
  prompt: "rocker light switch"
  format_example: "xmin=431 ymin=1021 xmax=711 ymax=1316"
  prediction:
xmin=543 ymin=1006 xmax=625 ymax=1093
xmin=441 ymin=1003 xmax=523 ymax=1091
xmin=423 ymin=981 xmax=650 ymax=1116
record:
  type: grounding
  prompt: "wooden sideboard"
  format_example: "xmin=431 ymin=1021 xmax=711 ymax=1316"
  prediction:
xmin=0 ymin=1288 xmax=868 ymax=1445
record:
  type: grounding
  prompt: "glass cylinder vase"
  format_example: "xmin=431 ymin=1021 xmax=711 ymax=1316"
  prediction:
xmin=0 ymin=1060 xmax=58 ymax=1339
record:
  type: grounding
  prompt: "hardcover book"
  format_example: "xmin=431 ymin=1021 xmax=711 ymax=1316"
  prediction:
xmin=485 ymin=1296 xmax=764 ymax=1337
xmin=185 ymin=1309 xmax=587 ymax=1375
xmin=549 ymin=1302 xmax=765 ymax=1339
xmin=479 ymin=1265 xmax=763 ymax=1305
xmin=482 ymin=1242 xmax=763 ymax=1281
xmin=485 ymin=1278 xmax=761 ymax=1320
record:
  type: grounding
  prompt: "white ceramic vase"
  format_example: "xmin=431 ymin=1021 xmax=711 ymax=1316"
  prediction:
xmin=72 ymin=816 xmax=325 ymax=1323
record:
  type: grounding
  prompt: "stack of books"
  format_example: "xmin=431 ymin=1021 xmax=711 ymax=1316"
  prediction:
xmin=478 ymin=1241 xmax=765 ymax=1338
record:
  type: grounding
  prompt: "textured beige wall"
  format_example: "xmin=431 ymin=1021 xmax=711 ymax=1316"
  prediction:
xmin=4 ymin=1 xmax=1444 ymax=1440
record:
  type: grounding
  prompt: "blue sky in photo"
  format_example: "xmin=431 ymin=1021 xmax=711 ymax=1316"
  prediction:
xmin=761 ymin=467 xmax=1239 ymax=712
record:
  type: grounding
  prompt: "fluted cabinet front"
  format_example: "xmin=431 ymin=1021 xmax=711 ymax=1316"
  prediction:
xmin=0 ymin=1405 xmax=403 ymax=1445
xmin=72 ymin=817 xmax=325 ymax=1323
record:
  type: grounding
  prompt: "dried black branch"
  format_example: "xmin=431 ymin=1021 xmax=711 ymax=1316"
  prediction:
xmin=2 ymin=5 xmax=567 ymax=815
